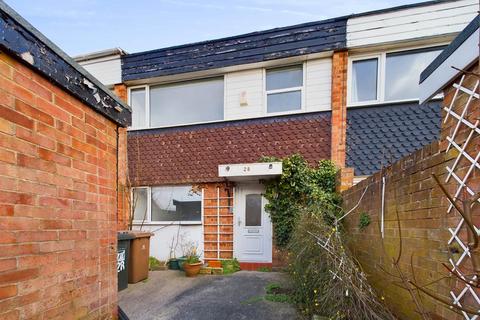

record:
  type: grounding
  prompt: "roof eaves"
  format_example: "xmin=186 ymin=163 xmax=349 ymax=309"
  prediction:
xmin=0 ymin=1 xmax=132 ymax=127
xmin=73 ymin=48 xmax=128 ymax=62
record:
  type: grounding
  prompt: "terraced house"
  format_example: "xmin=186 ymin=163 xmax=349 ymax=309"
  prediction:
xmin=76 ymin=0 xmax=479 ymax=268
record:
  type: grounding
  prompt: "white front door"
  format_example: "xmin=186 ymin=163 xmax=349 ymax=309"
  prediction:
xmin=234 ymin=183 xmax=272 ymax=263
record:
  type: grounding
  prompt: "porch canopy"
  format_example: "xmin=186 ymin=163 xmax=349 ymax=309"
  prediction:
xmin=218 ymin=162 xmax=282 ymax=181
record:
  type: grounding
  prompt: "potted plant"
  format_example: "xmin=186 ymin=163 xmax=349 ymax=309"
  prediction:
xmin=183 ymin=244 xmax=202 ymax=277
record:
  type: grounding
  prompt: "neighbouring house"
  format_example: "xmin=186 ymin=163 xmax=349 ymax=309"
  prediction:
xmin=79 ymin=0 xmax=478 ymax=269
xmin=0 ymin=2 xmax=131 ymax=319
xmin=341 ymin=16 xmax=479 ymax=319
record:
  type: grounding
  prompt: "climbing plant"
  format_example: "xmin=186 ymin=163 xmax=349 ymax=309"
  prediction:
xmin=261 ymin=155 xmax=341 ymax=247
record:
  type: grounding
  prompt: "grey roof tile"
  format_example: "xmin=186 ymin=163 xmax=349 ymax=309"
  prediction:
xmin=346 ymin=101 xmax=442 ymax=176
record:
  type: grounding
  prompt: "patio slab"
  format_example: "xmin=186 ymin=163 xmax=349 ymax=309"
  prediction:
xmin=119 ymin=270 xmax=299 ymax=320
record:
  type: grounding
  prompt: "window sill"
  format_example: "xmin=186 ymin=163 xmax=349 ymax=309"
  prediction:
xmin=132 ymin=221 xmax=202 ymax=226
xmin=347 ymin=96 xmax=442 ymax=108
xmin=127 ymin=109 xmax=327 ymax=132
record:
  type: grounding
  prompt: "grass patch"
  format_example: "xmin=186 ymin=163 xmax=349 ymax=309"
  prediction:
xmin=265 ymin=293 xmax=291 ymax=303
xmin=240 ymin=295 xmax=264 ymax=305
xmin=257 ymin=266 xmax=272 ymax=272
xmin=264 ymin=282 xmax=293 ymax=304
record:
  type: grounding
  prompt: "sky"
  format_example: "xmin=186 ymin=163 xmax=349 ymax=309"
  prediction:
xmin=5 ymin=0 xmax=424 ymax=56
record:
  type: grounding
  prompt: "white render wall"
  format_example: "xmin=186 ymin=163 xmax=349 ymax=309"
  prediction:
xmin=347 ymin=0 xmax=478 ymax=48
xmin=133 ymin=224 xmax=203 ymax=261
xmin=224 ymin=69 xmax=264 ymax=120
xmin=304 ymin=58 xmax=331 ymax=112
xmin=78 ymin=55 xmax=122 ymax=87
xmin=224 ymin=57 xmax=332 ymax=120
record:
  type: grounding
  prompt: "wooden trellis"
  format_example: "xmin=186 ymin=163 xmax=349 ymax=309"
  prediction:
xmin=443 ymin=74 xmax=480 ymax=319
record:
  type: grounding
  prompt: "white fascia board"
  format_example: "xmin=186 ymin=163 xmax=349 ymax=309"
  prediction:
xmin=419 ymin=28 xmax=479 ymax=104
xmin=218 ymin=162 xmax=282 ymax=181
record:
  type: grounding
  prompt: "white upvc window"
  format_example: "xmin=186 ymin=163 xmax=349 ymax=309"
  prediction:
xmin=265 ymin=64 xmax=304 ymax=114
xmin=131 ymin=186 xmax=202 ymax=225
xmin=347 ymin=46 xmax=444 ymax=107
xmin=128 ymin=77 xmax=224 ymax=130
xmin=129 ymin=86 xmax=149 ymax=129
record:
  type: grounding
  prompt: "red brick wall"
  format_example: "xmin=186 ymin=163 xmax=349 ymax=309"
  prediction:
xmin=202 ymin=183 xmax=234 ymax=261
xmin=0 ymin=52 xmax=122 ymax=318
xmin=330 ymin=51 xmax=348 ymax=168
xmin=113 ymin=84 xmax=129 ymax=231
xmin=342 ymin=64 xmax=479 ymax=319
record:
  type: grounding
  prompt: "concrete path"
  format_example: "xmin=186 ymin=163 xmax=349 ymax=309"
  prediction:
xmin=119 ymin=270 xmax=299 ymax=320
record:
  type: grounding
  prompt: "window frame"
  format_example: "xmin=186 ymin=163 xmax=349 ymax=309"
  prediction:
xmin=131 ymin=186 xmax=203 ymax=225
xmin=128 ymin=85 xmax=149 ymax=130
xmin=127 ymin=76 xmax=226 ymax=130
xmin=264 ymin=63 xmax=306 ymax=115
xmin=347 ymin=44 xmax=446 ymax=108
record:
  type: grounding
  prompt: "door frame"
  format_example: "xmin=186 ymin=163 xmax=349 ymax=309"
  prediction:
xmin=233 ymin=182 xmax=272 ymax=263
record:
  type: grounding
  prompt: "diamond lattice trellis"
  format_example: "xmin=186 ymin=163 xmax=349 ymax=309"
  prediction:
xmin=443 ymin=74 xmax=480 ymax=319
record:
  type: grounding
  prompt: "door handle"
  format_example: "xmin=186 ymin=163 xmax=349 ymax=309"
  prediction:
xmin=237 ymin=218 xmax=241 ymax=226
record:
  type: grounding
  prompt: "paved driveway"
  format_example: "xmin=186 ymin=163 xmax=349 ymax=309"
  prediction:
xmin=119 ymin=270 xmax=298 ymax=320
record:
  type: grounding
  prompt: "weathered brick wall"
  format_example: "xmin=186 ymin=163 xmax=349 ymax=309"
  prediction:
xmin=0 ymin=52 xmax=122 ymax=318
xmin=342 ymin=64 xmax=479 ymax=319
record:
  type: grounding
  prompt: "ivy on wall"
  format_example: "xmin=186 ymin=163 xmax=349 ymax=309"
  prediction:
xmin=261 ymin=155 xmax=340 ymax=247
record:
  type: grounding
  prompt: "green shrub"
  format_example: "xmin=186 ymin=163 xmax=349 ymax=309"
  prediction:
xmin=358 ymin=212 xmax=371 ymax=230
xmin=261 ymin=155 xmax=341 ymax=247
xmin=149 ymin=256 xmax=161 ymax=270
xmin=221 ymin=258 xmax=240 ymax=274
xmin=288 ymin=208 xmax=394 ymax=319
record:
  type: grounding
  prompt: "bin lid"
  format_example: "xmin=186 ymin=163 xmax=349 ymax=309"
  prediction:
xmin=127 ymin=231 xmax=154 ymax=238
xmin=118 ymin=231 xmax=135 ymax=240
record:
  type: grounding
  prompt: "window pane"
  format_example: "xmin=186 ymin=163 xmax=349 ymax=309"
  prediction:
xmin=266 ymin=66 xmax=303 ymax=91
xmin=133 ymin=188 xmax=148 ymax=221
xmin=351 ymin=59 xmax=378 ymax=102
xmin=385 ymin=49 xmax=442 ymax=101
xmin=150 ymin=78 xmax=224 ymax=127
xmin=267 ymin=90 xmax=301 ymax=113
xmin=151 ymin=186 xmax=201 ymax=221
xmin=131 ymin=88 xmax=146 ymax=128
xmin=245 ymin=194 xmax=262 ymax=226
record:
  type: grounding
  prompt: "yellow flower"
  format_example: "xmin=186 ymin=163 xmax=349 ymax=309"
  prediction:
xmin=314 ymin=289 xmax=317 ymax=294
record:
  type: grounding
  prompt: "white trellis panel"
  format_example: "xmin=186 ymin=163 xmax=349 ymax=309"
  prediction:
xmin=443 ymin=75 xmax=480 ymax=319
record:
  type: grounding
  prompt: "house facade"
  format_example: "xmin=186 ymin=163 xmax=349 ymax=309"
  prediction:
xmin=77 ymin=0 xmax=478 ymax=268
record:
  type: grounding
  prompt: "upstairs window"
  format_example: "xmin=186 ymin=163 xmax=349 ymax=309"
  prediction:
xmin=266 ymin=65 xmax=303 ymax=113
xmin=348 ymin=46 xmax=443 ymax=106
xmin=150 ymin=78 xmax=224 ymax=127
xmin=128 ymin=77 xmax=224 ymax=129
xmin=351 ymin=59 xmax=378 ymax=103
xmin=130 ymin=88 xmax=147 ymax=128
xmin=385 ymin=48 xmax=443 ymax=101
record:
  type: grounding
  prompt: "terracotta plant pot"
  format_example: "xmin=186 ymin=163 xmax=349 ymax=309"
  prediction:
xmin=183 ymin=262 xmax=202 ymax=277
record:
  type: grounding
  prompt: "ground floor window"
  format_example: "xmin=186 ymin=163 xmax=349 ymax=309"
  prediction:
xmin=132 ymin=186 xmax=202 ymax=224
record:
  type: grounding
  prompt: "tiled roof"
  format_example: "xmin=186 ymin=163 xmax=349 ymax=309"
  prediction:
xmin=122 ymin=18 xmax=347 ymax=81
xmin=128 ymin=112 xmax=331 ymax=186
xmin=346 ymin=102 xmax=442 ymax=176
